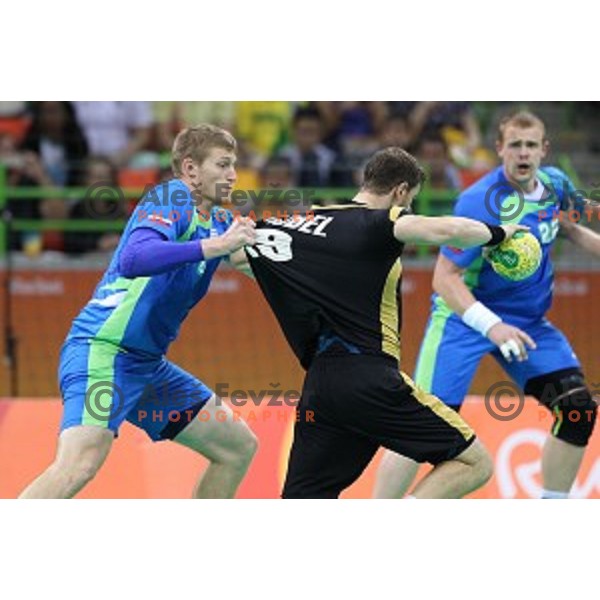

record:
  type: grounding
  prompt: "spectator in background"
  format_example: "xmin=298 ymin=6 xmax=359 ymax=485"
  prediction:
xmin=313 ymin=101 xmax=388 ymax=153
xmin=407 ymin=101 xmax=482 ymax=166
xmin=21 ymin=101 xmax=88 ymax=186
xmin=236 ymin=101 xmax=293 ymax=160
xmin=73 ymin=101 xmax=153 ymax=167
xmin=1 ymin=132 xmax=35 ymax=250
xmin=309 ymin=102 xmax=389 ymax=187
xmin=277 ymin=108 xmax=337 ymax=187
xmin=386 ymin=101 xmax=418 ymax=120
xmin=379 ymin=114 xmax=413 ymax=150
xmin=415 ymin=135 xmax=462 ymax=191
xmin=411 ymin=135 xmax=462 ymax=227
xmin=64 ymin=156 xmax=126 ymax=255
xmin=234 ymin=156 xmax=296 ymax=218
xmin=260 ymin=156 xmax=295 ymax=189
xmin=154 ymin=102 xmax=235 ymax=151
xmin=1 ymin=131 xmax=70 ymax=252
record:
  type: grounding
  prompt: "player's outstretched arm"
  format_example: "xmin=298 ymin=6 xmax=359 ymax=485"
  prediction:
xmin=393 ymin=215 xmax=527 ymax=248
xmin=560 ymin=219 xmax=600 ymax=258
xmin=120 ymin=218 xmax=256 ymax=278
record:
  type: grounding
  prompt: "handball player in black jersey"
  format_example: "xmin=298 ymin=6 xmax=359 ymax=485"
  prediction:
xmin=234 ymin=147 xmax=526 ymax=498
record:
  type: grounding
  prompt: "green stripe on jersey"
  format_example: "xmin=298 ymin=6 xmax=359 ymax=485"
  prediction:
xmin=83 ymin=278 xmax=151 ymax=426
xmin=180 ymin=210 xmax=202 ymax=240
xmin=414 ymin=296 xmax=452 ymax=392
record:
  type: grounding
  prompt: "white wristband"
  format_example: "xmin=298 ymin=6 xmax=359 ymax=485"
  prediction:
xmin=462 ymin=302 xmax=502 ymax=337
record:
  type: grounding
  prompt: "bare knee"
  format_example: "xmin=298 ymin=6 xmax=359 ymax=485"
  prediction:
xmin=214 ymin=426 xmax=258 ymax=468
xmin=231 ymin=427 xmax=258 ymax=465
xmin=53 ymin=427 xmax=113 ymax=490
xmin=52 ymin=458 xmax=101 ymax=488
xmin=72 ymin=459 xmax=103 ymax=483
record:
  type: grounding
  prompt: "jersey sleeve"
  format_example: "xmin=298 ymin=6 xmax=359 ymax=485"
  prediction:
xmin=367 ymin=206 xmax=410 ymax=250
xmin=131 ymin=184 xmax=193 ymax=241
xmin=119 ymin=228 xmax=203 ymax=278
xmin=440 ymin=190 xmax=487 ymax=268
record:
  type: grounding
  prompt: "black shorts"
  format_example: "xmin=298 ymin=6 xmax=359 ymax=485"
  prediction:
xmin=283 ymin=354 xmax=476 ymax=499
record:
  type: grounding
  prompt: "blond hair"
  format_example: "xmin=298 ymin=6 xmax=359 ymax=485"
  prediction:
xmin=171 ymin=124 xmax=237 ymax=176
xmin=497 ymin=111 xmax=546 ymax=144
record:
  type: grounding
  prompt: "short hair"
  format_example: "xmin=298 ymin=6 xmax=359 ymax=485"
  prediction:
xmin=171 ymin=124 xmax=237 ymax=177
xmin=497 ymin=111 xmax=546 ymax=144
xmin=362 ymin=147 xmax=426 ymax=194
xmin=82 ymin=155 xmax=118 ymax=185
xmin=386 ymin=113 xmax=409 ymax=126
xmin=416 ymin=133 xmax=448 ymax=153
xmin=261 ymin=155 xmax=293 ymax=176
xmin=292 ymin=107 xmax=322 ymax=126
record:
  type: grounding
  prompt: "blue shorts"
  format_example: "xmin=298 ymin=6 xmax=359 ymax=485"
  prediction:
xmin=414 ymin=314 xmax=581 ymax=409
xmin=58 ymin=339 xmax=213 ymax=441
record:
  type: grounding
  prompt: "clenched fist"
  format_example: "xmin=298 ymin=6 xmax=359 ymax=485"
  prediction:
xmin=221 ymin=217 xmax=257 ymax=254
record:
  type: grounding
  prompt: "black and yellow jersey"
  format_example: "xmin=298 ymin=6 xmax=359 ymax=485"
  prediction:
xmin=246 ymin=204 xmax=408 ymax=369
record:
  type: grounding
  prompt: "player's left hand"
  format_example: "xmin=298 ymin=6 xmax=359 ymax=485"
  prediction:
xmin=487 ymin=322 xmax=537 ymax=362
xmin=501 ymin=224 xmax=530 ymax=241
xmin=221 ymin=217 xmax=257 ymax=253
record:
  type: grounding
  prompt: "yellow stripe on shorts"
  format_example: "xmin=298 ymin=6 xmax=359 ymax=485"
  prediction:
xmin=401 ymin=371 xmax=474 ymax=441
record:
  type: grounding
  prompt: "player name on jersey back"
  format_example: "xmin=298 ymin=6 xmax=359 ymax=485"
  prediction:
xmin=264 ymin=214 xmax=334 ymax=237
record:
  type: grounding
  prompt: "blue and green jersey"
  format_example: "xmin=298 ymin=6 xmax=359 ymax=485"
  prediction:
xmin=65 ymin=179 xmax=232 ymax=357
xmin=435 ymin=165 xmax=575 ymax=325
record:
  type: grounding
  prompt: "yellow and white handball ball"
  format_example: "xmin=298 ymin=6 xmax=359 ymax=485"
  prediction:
xmin=486 ymin=231 xmax=542 ymax=281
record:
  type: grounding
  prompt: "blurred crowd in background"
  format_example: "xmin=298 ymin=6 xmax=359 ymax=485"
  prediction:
xmin=1 ymin=101 xmax=599 ymax=257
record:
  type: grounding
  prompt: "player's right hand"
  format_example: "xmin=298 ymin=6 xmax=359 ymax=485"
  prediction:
xmin=222 ymin=217 xmax=257 ymax=253
xmin=501 ymin=224 xmax=530 ymax=240
xmin=487 ymin=322 xmax=537 ymax=363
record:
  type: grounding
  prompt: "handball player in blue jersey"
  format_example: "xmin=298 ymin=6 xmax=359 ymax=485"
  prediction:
xmin=375 ymin=111 xmax=598 ymax=499
xmin=20 ymin=124 xmax=258 ymax=499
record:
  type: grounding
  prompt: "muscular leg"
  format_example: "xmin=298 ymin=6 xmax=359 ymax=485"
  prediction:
xmin=542 ymin=436 xmax=585 ymax=494
xmin=173 ymin=395 xmax=258 ymax=498
xmin=411 ymin=439 xmax=493 ymax=499
xmin=500 ymin=323 xmax=597 ymax=498
xmin=373 ymin=452 xmax=419 ymax=499
xmin=373 ymin=315 xmax=488 ymax=499
xmin=371 ymin=372 xmax=492 ymax=499
xmin=523 ymin=368 xmax=597 ymax=498
xmin=19 ymin=426 xmax=114 ymax=499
